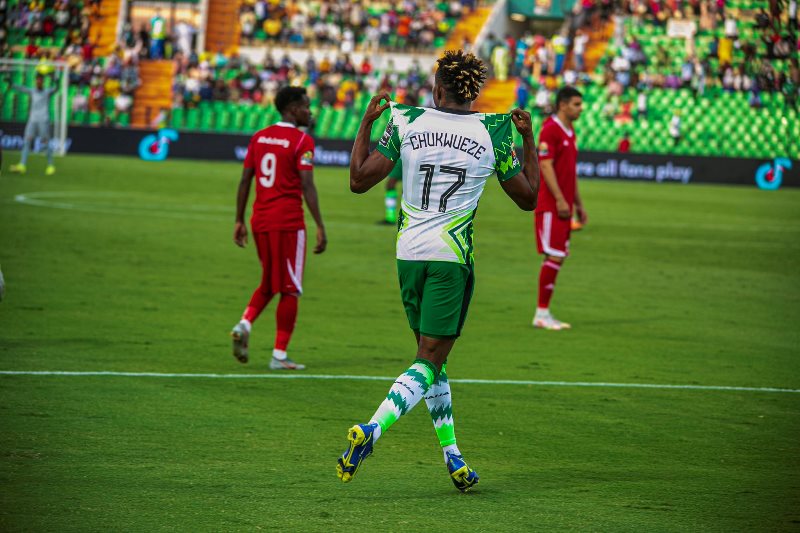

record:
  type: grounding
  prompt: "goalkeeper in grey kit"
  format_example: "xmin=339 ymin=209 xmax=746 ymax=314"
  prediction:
xmin=10 ymin=73 xmax=58 ymax=176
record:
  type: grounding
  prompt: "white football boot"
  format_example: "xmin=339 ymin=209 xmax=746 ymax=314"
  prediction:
xmin=532 ymin=310 xmax=572 ymax=330
xmin=230 ymin=322 xmax=249 ymax=363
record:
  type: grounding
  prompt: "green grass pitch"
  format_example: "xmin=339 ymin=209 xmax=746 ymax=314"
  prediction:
xmin=1 ymin=153 xmax=799 ymax=531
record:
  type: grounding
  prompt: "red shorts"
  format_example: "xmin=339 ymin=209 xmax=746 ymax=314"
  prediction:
xmin=535 ymin=211 xmax=571 ymax=258
xmin=253 ymin=229 xmax=306 ymax=295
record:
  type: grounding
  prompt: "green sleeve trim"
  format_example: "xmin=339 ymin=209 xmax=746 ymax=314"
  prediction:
xmin=376 ymin=116 xmax=402 ymax=162
xmin=498 ymin=162 xmax=522 ymax=182
xmin=388 ymin=159 xmax=402 ymax=179
xmin=482 ymin=113 xmax=521 ymax=181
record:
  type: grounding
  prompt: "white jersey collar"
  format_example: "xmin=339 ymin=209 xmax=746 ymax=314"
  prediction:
xmin=553 ymin=116 xmax=574 ymax=138
xmin=275 ymin=121 xmax=297 ymax=128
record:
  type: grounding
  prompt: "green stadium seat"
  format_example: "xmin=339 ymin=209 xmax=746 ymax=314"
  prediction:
xmin=71 ymin=109 xmax=86 ymax=124
xmin=245 ymin=110 xmax=262 ymax=131
xmin=185 ymin=108 xmax=200 ymax=130
xmin=199 ymin=108 xmax=214 ymax=131
xmin=232 ymin=110 xmax=246 ymax=131
xmin=216 ymin=110 xmax=231 ymax=131
xmin=16 ymin=94 xmax=29 ymax=121
xmin=171 ymin=108 xmax=185 ymax=128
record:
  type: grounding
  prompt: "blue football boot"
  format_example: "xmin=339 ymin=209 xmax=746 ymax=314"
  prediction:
xmin=336 ymin=423 xmax=378 ymax=483
xmin=446 ymin=451 xmax=479 ymax=492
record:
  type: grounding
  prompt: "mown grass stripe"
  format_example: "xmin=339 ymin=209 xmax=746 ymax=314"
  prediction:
xmin=0 ymin=370 xmax=797 ymax=394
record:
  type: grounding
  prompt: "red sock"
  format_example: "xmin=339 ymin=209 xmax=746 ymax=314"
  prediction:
xmin=275 ymin=294 xmax=298 ymax=351
xmin=242 ymin=288 xmax=274 ymax=323
xmin=537 ymin=259 xmax=562 ymax=310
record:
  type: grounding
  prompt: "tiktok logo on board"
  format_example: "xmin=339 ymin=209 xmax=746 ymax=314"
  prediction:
xmin=755 ymin=158 xmax=792 ymax=190
xmin=138 ymin=129 xmax=179 ymax=161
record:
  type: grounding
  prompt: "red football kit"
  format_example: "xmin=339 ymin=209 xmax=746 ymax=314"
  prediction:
xmin=535 ymin=116 xmax=578 ymax=258
xmin=243 ymin=122 xmax=315 ymax=296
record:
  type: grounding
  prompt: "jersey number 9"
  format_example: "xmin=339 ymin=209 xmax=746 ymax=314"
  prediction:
xmin=259 ymin=153 xmax=277 ymax=188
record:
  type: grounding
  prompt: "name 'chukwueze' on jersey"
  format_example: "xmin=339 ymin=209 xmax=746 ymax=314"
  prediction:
xmin=376 ymin=103 xmax=521 ymax=265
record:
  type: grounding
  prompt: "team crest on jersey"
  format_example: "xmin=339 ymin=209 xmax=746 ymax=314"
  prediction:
xmin=538 ymin=141 xmax=550 ymax=156
xmin=511 ymin=148 xmax=520 ymax=168
xmin=379 ymin=118 xmax=395 ymax=148
xmin=300 ymin=150 xmax=314 ymax=166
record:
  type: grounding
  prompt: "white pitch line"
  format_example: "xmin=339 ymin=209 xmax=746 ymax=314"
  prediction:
xmin=0 ymin=370 xmax=798 ymax=394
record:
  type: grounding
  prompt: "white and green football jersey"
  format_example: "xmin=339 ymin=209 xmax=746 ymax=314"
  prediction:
xmin=376 ymin=103 xmax=521 ymax=265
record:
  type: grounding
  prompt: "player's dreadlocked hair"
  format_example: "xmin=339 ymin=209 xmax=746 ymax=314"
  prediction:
xmin=435 ymin=50 xmax=487 ymax=104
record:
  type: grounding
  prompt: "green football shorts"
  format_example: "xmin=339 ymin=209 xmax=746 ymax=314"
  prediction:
xmin=397 ymin=259 xmax=475 ymax=339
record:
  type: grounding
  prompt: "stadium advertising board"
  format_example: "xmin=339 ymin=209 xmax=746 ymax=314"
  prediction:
xmin=1 ymin=122 xmax=796 ymax=188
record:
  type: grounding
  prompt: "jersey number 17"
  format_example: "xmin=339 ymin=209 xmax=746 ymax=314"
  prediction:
xmin=419 ymin=164 xmax=466 ymax=213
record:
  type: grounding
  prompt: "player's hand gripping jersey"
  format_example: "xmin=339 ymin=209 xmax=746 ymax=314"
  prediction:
xmin=376 ymin=103 xmax=521 ymax=265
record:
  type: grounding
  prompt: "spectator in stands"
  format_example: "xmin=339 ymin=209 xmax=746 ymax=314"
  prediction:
xmin=150 ymin=8 xmax=166 ymax=59
xmin=174 ymin=19 xmax=195 ymax=57
xmin=491 ymin=42 xmax=509 ymax=81
xmin=573 ymin=30 xmax=589 ymax=72
xmin=552 ymin=33 xmax=568 ymax=74
xmin=54 ymin=2 xmax=70 ymax=29
xmin=514 ymin=35 xmax=529 ymax=76
xmin=618 ymin=132 xmax=631 ymax=153
xmin=534 ymin=85 xmax=551 ymax=115
xmin=784 ymin=60 xmax=799 ymax=110
xmin=669 ymin=110 xmax=681 ymax=146
xmin=693 ymin=57 xmax=708 ymax=99
xmin=481 ymin=33 xmax=499 ymax=65
xmin=240 ymin=6 xmax=256 ymax=44
xmin=721 ymin=63 xmax=735 ymax=92
xmin=636 ymin=90 xmax=648 ymax=119
xmin=72 ymin=89 xmax=88 ymax=113
xmin=113 ymin=91 xmax=133 ymax=123
xmin=516 ymin=79 xmax=529 ymax=109
xmin=120 ymin=57 xmax=141 ymax=93
xmin=212 ymin=79 xmax=230 ymax=102
xmin=137 ymin=24 xmax=150 ymax=60
xmin=680 ymin=56 xmax=694 ymax=88
xmin=749 ymin=79 xmax=763 ymax=109
xmin=733 ymin=65 xmax=751 ymax=92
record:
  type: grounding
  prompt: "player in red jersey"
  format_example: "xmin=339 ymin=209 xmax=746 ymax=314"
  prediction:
xmin=533 ymin=86 xmax=586 ymax=330
xmin=230 ymin=86 xmax=327 ymax=369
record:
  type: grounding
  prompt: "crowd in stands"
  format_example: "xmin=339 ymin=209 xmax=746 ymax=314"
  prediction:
xmin=475 ymin=0 xmax=798 ymax=157
xmin=1 ymin=0 xmax=145 ymax=126
xmin=118 ymin=9 xmax=197 ymax=61
xmin=238 ymin=0 xmax=474 ymax=52
xmin=171 ymin=50 xmax=432 ymax=112
xmin=0 ymin=0 xmax=100 ymax=55
xmin=483 ymin=0 xmax=799 ymax=115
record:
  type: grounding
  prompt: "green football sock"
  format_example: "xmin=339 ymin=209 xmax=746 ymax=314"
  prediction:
xmin=424 ymin=363 xmax=457 ymax=447
xmin=369 ymin=358 xmax=437 ymax=436
xmin=384 ymin=189 xmax=398 ymax=223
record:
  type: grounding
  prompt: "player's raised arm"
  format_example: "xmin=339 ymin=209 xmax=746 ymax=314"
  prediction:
xmin=512 ymin=108 xmax=540 ymax=199
xmin=234 ymin=166 xmax=255 ymax=247
xmin=499 ymin=108 xmax=539 ymax=211
xmin=349 ymin=93 xmax=395 ymax=193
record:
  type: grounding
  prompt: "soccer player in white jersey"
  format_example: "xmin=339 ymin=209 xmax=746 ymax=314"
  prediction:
xmin=337 ymin=50 xmax=540 ymax=491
